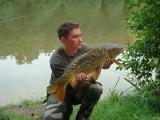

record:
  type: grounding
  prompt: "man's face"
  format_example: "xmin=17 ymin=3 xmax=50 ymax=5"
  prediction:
xmin=61 ymin=28 xmax=82 ymax=50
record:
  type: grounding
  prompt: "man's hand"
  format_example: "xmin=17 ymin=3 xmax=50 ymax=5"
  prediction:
xmin=69 ymin=72 xmax=87 ymax=88
xmin=76 ymin=58 xmax=114 ymax=80
xmin=76 ymin=72 xmax=96 ymax=81
xmin=76 ymin=72 xmax=87 ymax=81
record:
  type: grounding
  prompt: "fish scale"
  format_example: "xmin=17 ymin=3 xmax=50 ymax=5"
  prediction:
xmin=47 ymin=43 xmax=124 ymax=102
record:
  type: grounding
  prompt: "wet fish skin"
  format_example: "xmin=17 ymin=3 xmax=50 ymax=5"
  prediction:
xmin=47 ymin=43 xmax=124 ymax=102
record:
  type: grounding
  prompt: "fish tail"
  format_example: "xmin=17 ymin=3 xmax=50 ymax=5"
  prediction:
xmin=56 ymin=85 xmax=66 ymax=102
xmin=68 ymin=72 xmax=77 ymax=88
xmin=47 ymin=85 xmax=57 ymax=94
xmin=47 ymin=80 xmax=67 ymax=102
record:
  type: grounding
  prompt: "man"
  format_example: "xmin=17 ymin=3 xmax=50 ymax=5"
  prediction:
xmin=43 ymin=22 xmax=113 ymax=120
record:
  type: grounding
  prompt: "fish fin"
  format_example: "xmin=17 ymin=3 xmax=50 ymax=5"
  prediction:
xmin=47 ymin=84 xmax=67 ymax=102
xmin=92 ymin=66 xmax=102 ymax=80
xmin=47 ymin=85 xmax=57 ymax=94
xmin=114 ymin=59 xmax=124 ymax=67
xmin=56 ymin=85 xmax=67 ymax=102
xmin=69 ymin=73 xmax=77 ymax=88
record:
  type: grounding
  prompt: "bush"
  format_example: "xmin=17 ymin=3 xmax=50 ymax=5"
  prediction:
xmin=122 ymin=0 xmax=160 ymax=112
xmin=123 ymin=0 xmax=160 ymax=92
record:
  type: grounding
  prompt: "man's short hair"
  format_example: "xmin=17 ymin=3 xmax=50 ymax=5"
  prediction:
xmin=57 ymin=22 xmax=79 ymax=39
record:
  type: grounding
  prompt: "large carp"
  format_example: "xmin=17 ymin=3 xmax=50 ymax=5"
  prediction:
xmin=47 ymin=43 xmax=124 ymax=102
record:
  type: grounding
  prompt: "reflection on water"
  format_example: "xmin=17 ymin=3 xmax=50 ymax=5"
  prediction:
xmin=0 ymin=0 xmax=130 ymax=64
xmin=0 ymin=0 xmax=132 ymax=105
xmin=0 ymin=53 xmax=131 ymax=105
xmin=0 ymin=53 xmax=50 ymax=105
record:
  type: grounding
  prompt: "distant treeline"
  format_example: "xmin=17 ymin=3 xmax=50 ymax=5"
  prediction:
xmin=0 ymin=0 xmax=128 ymax=64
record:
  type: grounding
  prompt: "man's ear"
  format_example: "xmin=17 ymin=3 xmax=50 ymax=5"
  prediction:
xmin=60 ymin=37 xmax=66 ymax=44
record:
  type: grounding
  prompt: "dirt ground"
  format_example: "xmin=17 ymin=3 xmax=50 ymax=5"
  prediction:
xmin=6 ymin=104 xmax=43 ymax=117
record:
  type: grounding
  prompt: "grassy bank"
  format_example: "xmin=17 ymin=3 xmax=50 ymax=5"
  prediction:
xmin=0 ymin=100 xmax=43 ymax=120
xmin=0 ymin=91 xmax=160 ymax=120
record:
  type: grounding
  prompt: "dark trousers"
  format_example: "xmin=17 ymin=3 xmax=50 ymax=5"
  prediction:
xmin=63 ymin=81 xmax=102 ymax=120
xmin=42 ymin=81 xmax=102 ymax=120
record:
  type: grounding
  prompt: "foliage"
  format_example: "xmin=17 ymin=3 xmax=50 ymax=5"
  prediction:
xmin=140 ymin=80 xmax=160 ymax=112
xmin=122 ymin=0 xmax=160 ymax=92
xmin=86 ymin=90 xmax=160 ymax=120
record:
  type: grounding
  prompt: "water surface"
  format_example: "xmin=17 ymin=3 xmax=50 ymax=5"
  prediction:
xmin=0 ymin=0 xmax=132 ymax=106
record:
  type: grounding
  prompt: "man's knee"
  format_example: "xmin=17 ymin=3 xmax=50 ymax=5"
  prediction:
xmin=86 ymin=82 xmax=102 ymax=101
xmin=62 ymin=102 xmax=73 ymax=120
xmin=42 ymin=94 xmax=63 ymax=120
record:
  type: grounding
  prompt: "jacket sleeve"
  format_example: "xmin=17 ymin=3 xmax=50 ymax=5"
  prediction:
xmin=49 ymin=57 xmax=66 ymax=85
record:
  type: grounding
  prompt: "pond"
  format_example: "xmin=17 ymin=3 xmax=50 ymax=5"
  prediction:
xmin=0 ymin=0 xmax=132 ymax=106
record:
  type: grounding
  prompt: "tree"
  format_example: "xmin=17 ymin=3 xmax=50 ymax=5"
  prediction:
xmin=123 ymin=0 xmax=160 ymax=93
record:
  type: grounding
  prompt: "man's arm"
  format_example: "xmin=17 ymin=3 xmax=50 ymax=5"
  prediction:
xmin=50 ymin=62 xmax=66 ymax=85
xmin=75 ymin=58 xmax=114 ymax=82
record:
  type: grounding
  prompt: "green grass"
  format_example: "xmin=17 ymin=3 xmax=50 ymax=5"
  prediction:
xmin=71 ymin=91 xmax=160 ymax=120
xmin=90 ymin=92 xmax=160 ymax=120
xmin=0 ymin=91 xmax=160 ymax=120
